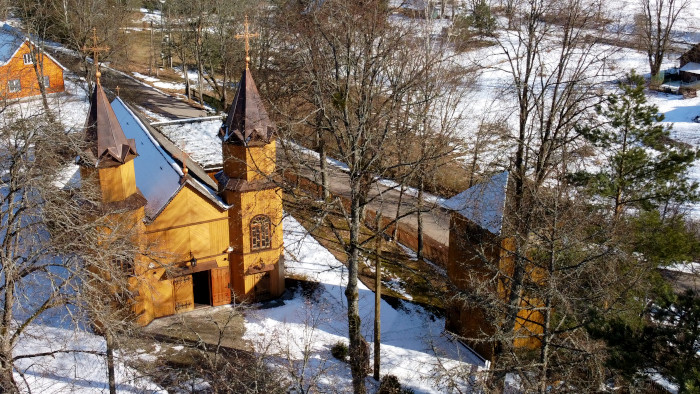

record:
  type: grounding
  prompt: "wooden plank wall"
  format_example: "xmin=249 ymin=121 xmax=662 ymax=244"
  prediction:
xmin=283 ymin=170 xmax=449 ymax=266
xmin=0 ymin=42 xmax=64 ymax=99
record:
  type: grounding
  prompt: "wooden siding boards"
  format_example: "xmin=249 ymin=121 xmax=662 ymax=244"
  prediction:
xmin=0 ymin=41 xmax=65 ymax=99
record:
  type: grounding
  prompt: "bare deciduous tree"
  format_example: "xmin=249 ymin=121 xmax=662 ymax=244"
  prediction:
xmin=636 ymin=0 xmax=688 ymax=81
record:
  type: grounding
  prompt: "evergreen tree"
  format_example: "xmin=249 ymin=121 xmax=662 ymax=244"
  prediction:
xmin=571 ymin=71 xmax=698 ymax=219
xmin=591 ymin=289 xmax=700 ymax=393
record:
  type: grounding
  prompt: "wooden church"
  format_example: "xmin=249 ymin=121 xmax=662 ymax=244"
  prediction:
xmin=79 ymin=59 xmax=284 ymax=326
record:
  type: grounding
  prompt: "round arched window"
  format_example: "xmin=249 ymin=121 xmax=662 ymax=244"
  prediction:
xmin=250 ymin=215 xmax=272 ymax=250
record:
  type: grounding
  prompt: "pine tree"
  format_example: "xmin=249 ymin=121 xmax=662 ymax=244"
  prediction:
xmin=571 ymin=71 xmax=698 ymax=219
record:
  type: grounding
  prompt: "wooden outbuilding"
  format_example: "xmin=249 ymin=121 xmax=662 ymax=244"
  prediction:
xmin=444 ymin=172 xmax=543 ymax=362
xmin=78 ymin=65 xmax=284 ymax=326
xmin=0 ymin=24 xmax=65 ymax=100
xmin=679 ymin=43 xmax=700 ymax=84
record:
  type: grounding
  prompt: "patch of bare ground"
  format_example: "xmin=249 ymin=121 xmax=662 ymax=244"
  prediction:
xmin=283 ymin=193 xmax=448 ymax=309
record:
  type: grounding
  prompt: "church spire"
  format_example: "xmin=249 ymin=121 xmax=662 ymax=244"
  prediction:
xmin=221 ymin=69 xmax=275 ymax=145
xmin=82 ymin=30 xmax=138 ymax=168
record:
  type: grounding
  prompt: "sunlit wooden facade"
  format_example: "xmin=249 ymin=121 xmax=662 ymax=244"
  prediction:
xmin=0 ymin=24 xmax=65 ymax=100
xmin=81 ymin=67 xmax=284 ymax=326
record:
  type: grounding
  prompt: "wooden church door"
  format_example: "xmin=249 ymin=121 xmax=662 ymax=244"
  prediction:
xmin=173 ymin=275 xmax=194 ymax=313
xmin=211 ymin=267 xmax=231 ymax=306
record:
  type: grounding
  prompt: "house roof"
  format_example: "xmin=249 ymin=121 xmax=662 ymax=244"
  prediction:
xmin=0 ymin=24 xmax=67 ymax=70
xmin=680 ymin=62 xmax=700 ymax=75
xmin=152 ymin=116 xmax=224 ymax=171
xmin=110 ymin=98 xmax=229 ymax=221
xmin=442 ymin=171 xmax=509 ymax=236
xmin=0 ymin=24 xmax=25 ymax=64
xmin=222 ymin=68 xmax=275 ymax=145
xmin=84 ymin=82 xmax=138 ymax=168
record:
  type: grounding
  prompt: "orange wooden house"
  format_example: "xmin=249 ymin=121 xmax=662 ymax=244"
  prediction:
xmin=444 ymin=172 xmax=543 ymax=361
xmin=78 ymin=67 xmax=284 ymax=326
xmin=0 ymin=24 xmax=65 ymax=100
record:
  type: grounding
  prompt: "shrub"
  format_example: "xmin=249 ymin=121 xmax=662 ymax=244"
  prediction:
xmin=379 ymin=374 xmax=414 ymax=394
xmin=330 ymin=341 xmax=348 ymax=362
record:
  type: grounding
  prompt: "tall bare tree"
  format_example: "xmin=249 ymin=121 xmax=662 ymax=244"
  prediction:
xmin=275 ymin=1 xmax=464 ymax=391
xmin=636 ymin=0 xmax=688 ymax=81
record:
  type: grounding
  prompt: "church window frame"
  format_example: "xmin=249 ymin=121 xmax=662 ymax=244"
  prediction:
xmin=250 ymin=215 xmax=272 ymax=251
xmin=23 ymin=53 xmax=32 ymax=65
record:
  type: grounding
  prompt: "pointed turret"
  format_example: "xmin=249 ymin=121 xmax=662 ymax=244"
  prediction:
xmin=84 ymin=82 xmax=138 ymax=167
xmin=221 ymin=69 xmax=275 ymax=146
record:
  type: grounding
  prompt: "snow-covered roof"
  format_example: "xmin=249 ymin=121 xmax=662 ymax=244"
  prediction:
xmin=680 ymin=62 xmax=700 ymax=74
xmin=111 ymin=98 xmax=228 ymax=220
xmin=0 ymin=24 xmax=25 ymax=65
xmin=151 ymin=116 xmax=224 ymax=170
xmin=442 ymin=171 xmax=509 ymax=236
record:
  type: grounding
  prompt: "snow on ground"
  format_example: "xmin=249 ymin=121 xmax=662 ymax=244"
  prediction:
xmin=242 ymin=215 xmax=485 ymax=393
xmin=14 ymin=324 xmax=164 ymax=393
xmin=0 ymin=75 xmax=90 ymax=134
xmin=647 ymin=92 xmax=700 ymax=218
xmin=663 ymin=261 xmax=700 ymax=274
xmin=132 ymin=72 xmax=186 ymax=91
xmin=139 ymin=8 xmax=162 ymax=24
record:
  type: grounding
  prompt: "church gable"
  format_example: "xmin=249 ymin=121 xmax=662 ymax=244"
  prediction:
xmin=147 ymin=184 xmax=228 ymax=233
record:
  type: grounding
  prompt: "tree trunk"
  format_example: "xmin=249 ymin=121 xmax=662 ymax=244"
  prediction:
xmin=346 ymin=178 xmax=367 ymax=394
xmin=105 ymin=331 xmax=116 ymax=394
xmin=30 ymin=46 xmax=53 ymax=123
xmin=0 ymin=275 xmax=17 ymax=394
xmin=374 ymin=221 xmax=382 ymax=381
xmin=392 ymin=184 xmax=405 ymax=240
xmin=416 ymin=177 xmax=424 ymax=260
xmin=315 ymin=124 xmax=330 ymax=201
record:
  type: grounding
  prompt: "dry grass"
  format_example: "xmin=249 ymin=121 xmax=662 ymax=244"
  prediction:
xmin=283 ymin=192 xmax=448 ymax=308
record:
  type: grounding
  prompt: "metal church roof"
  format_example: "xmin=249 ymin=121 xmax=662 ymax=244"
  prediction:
xmin=110 ymin=98 xmax=229 ymax=220
xmin=222 ymin=69 xmax=275 ymax=145
xmin=84 ymin=83 xmax=138 ymax=168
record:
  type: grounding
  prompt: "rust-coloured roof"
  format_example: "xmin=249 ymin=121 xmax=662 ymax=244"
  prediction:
xmin=84 ymin=83 xmax=138 ymax=167
xmin=222 ymin=69 xmax=275 ymax=145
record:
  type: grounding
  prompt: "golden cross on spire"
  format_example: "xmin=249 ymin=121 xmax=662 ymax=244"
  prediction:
xmin=115 ymin=86 xmax=120 ymax=96
xmin=235 ymin=16 xmax=259 ymax=70
xmin=82 ymin=28 xmax=110 ymax=84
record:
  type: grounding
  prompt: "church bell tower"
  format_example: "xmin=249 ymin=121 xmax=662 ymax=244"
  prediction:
xmin=217 ymin=19 xmax=284 ymax=301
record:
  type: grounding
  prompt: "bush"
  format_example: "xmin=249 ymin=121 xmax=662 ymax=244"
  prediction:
xmin=379 ymin=374 xmax=414 ymax=394
xmin=330 ymin=341 xmax=348 ymax=362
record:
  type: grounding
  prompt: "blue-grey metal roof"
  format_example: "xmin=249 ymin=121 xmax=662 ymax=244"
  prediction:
xmin=442 ymin=171 xmax=509 ymax=236
xmin=110 ymin=98 xmax=228 ymax=220
xmin=0 ymin=24 xmax=26 ymax=65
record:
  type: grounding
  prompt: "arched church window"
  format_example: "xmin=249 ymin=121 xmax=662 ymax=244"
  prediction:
xmin=250 ymin=215 xmax=271 ymax=250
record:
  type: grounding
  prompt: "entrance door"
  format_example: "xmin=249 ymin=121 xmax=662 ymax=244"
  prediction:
xmin=211 ymin=267 xmax=231 ymax=306
xmin=192 ymin=270 xmax=212 ymax=306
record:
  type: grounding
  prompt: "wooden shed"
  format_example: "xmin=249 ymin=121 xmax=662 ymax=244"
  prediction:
xmin=0 ymin=24 xmax=65 ymax=100
xmin=444 ymin=172 xmax=543 ymax=362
